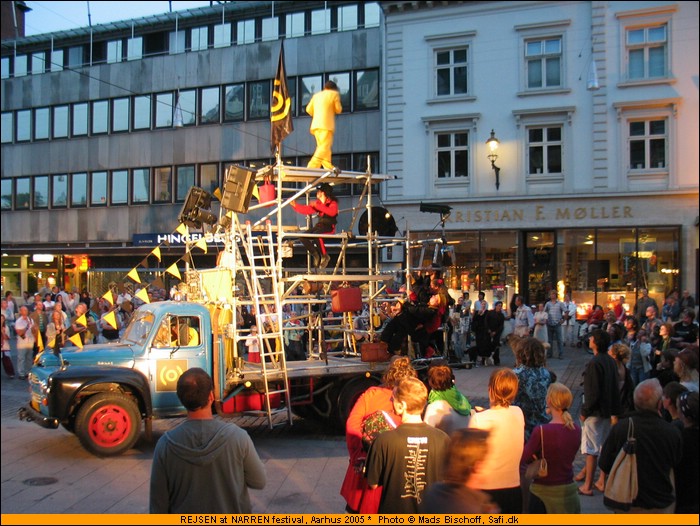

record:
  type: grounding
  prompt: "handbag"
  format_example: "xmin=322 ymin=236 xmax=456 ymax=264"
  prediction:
xmin=603 ymin=418 xmax=638 ymax=511
xmin=331 ymin=283 xmax=362 ymax=313
xmin=361 ymin=410 xmax=398 ymax=451
xmin=360 ymin=341 xmax=391 ymax=362
xmin=524 ymin=426 xmax=548 ymax=479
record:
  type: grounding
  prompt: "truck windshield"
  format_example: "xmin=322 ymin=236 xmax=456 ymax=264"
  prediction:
xmin=122 ymin=310 xmax=155 ymax=344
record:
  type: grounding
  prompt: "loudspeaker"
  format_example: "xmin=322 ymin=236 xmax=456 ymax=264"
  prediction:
xmin=178 ymin=187 xmax=216 ymax=229
xmin=222 ymin=165 xmax=257 ymax=213
xmin=358 ymin=207 xmax=398 ymax=237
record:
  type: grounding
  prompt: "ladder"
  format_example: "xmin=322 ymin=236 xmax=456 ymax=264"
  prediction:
xmin=235 ymin=215 xmax=293 ymax=427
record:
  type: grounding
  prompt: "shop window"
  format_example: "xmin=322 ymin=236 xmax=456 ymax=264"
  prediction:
xmin=33 ymin=176 xmax=49 ymax=208
xmin=355 ymin=69 xmax=379 ymax=111
xmin=90 ymin=171 xmax=107 ymax=206
xmin=133 ymin=94 xmax=151 ymax=130
xmin=154 ymin=167 xmax=172 ymax=203
xmin=51 ymin=175 xmax=68 ymax=208
xmin=248 ymin=80 xmax=270 ymax=120
xmin=16 ymin=109 xmax=31 ymax=142
xmin=53 ymin=105 xmax=69 ymax=138
xmin=224 ymin=84 xmax=245 ymax=121
xmin=72 ymin=172 xmax=88 ymax=207
xmin=111 ymin=170 xmax=129 ymax=205
xmin=15 ymin=177 xmax=31 ymax=210
xmin=1 ymin=112 xmax=13 ymax=143
xmin=200 ymin=87 xmax=220 ymax=124
xmin=132 ymin=168 xmax=150 ymax=203
xmin=112 ymin=97 xmax=130 ymax=132
xmin=33 ymin=107 xmax=50 ymax=140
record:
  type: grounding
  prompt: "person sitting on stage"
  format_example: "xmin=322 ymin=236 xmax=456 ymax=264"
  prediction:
xmin=290 ymin=183 xmax=338 ymax=269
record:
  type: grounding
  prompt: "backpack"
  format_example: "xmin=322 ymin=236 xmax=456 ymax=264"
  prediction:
xmin=361 ymin=410 xmax=398 ymax=451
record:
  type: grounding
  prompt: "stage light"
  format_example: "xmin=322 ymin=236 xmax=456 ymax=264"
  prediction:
xmin=178 ymin=187 xmax=216 ymax=229
xmin=419 ymin=203 xmax=452 ymax=215
xmin=358 ymin=207 xmax=398 ymax=236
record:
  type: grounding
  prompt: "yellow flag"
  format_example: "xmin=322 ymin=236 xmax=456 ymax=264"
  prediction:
xmin=176 ymin=223 xmax=189 ymax=236
xmin=166 ymin=262 xmax=181 ymax=280
xmin=127 ymin=267 xmax=141 ymax=284
xmin=69 ymin=333 xmax=84 ymax=349
xmin=194 ymin=237 xmax=208 ymax=254
xmin=252 ymin=185 xmax=260 ymax=200
xmin=135 ymin=287 xmax=150 ymax=304
xmin=151 ymin=246 xmax=162 ymax=262
xmin=36 ymin=330 xmax=44 ymax=352
xmin=75 ymin=314 xmax=87 ymax=327
xmin=213 ymin=187 xmax=222 ymax=201
xmin=47 ymin=338 xmax=56 ymax=349
xmin=101 ymin=290 xmax=114 ymax=306
xmin=103 ymin=310 xmax=118 ymax=330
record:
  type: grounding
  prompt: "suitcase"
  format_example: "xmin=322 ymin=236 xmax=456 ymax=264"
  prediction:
xmin=331 ymin=286 xmax=362 ymax=313
xmin=360 ymin=341 xmax=391 ymax=362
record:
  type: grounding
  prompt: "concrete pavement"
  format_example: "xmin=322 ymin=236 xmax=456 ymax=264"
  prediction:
xmin=1 ymin=338 xmax=610 ymax=514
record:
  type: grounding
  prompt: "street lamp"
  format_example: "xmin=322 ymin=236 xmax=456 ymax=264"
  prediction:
xmin=486 ymin=129 xmax=501 ymax=190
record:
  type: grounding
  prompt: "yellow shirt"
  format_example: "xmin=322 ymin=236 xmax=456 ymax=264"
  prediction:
xmin=306 ymin=89 xmax=342 ymax=133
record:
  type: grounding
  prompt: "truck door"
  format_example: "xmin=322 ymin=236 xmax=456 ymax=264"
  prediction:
xmin=149 ymin=314 xmax=208 ymax=415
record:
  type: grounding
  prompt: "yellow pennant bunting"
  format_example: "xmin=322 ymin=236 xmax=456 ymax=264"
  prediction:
xmin=139 ymin=257 xmax=150 ymax=268
xmin=47 ymin=338 xmax=56 ymax=350
xmin=151 ymin=246 xmax=162 ymax=262
xmin=166 ymin=262 xmax=182 ymax=280
xmin=152 ymin=277 xmax=165 ymax=289
xmin=69 ymin=333 xmax=84 ymax=349
xmin=135 ymin=287 xmax=150 ymax=304
xmin=194 ymin=237 xmax=208 ymax=253
xmin=103 ymin=310 xmax=118 ymax=330
xmin=75 ymin=314 xmax=87 ymax=327
xmin=127 ymin=267 xmax=141 ymax=284
xmin=36 ymin=330 xmax=44 ymax=352
xmin=176 ymin=223 xmax=189 ymax=236
xmin=213 ymin=187 xmax=222 ymax=200
xmin=252 ymin=185 xmax=260 ymax=200
xmin=101 ymin=290 xmax=114 ymax=306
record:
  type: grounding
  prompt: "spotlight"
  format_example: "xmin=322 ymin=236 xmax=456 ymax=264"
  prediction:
xmin=358 ymin=207 xmax=398 ymax=236
xmin=178 ymin=187 xmax=216 ymax=229
xmin=419 ymin=203 xmax=452 ymax=215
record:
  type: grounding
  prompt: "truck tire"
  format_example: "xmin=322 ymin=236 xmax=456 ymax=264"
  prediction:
xmin=75 ymin=393 xmax=141 ymax=457
xmin=335 ymin=376 xmax=380 ymax=429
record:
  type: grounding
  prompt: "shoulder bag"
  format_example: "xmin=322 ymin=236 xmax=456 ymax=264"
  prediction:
xmin=525 ymin=426 xmax=548 ymax=479
xmin=603 ymin=418 xmax=638 ymax=511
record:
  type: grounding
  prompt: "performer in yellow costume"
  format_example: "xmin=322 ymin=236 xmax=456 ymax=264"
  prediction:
xmin=306 ymin=81 xmax=342 ymax=169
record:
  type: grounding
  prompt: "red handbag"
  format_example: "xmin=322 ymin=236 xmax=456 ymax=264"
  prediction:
xmin=331 ymin=285 xmax=362 ymax=313
xmin=258 ymin=175 xmax=276 ymax=205
xmin=360 ymin=342 xmax=391 ymax=362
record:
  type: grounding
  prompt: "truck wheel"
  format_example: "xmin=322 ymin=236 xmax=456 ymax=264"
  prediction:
xmin=75 ymin=393 xmax=141 ymax=457
xmin=336 ymin=376 xmax=380 ymax=429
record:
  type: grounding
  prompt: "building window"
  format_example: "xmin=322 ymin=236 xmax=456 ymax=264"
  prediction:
xmin=71 ymin=172 xmax=87 ymax=207
xmin=16 ymin=109 xmax=31 ymax=142
xmin=155 ymin=92 xmax=174 ymax=128
xmin=52 ymin=174 xmax=68 ymax=208
xmin=436 ymin=132 xmax=469 ymax=179
xmin=627 ymin=24 xmax=667 ymax=80
xmin=34 ymin=107 xmax=50 ymax=141
xmin=90 ymin=171 xmax=108 ymax=206
xmin=248 ymin=80 xmax=270 ymax=120
xmin=33 ymin=176 xmax=49 ymax=208
xmin=91 ymin=100 xmax=109 ymax=135
xmin=300 ymin=75 xmax=323 ymax=114
xmin=133 ymin=95 xmax=151 ymax=130
xmin=127 ymin=37 xmax=143 ymax=61
xmin=339 ymin=5 xmax=358 ymax=31
xmin=262 ymin=17 xmax=278 ymax=42
xmin=111 ymin=170 xmax=129 ymax=205
xmin=436 ymin=48 xmax=468 ymax=96
xmin=224 ymin=84 xmax=245 ymax=121
xmin=16 ymin=177 xmax=31 ymax=209
xmin=1 ymin=112 xmax=13 ymax=143
xmin=629 ymin=119 xmax=666 ymax=170
xmin=1 ymin=179 xmax=12 ymax=209
xmin=31 ymin=52 xmax=45 ymax=75
xmin=1 ymin=56 xmax=9 ymax=79
xmin=14 ymin=55 xmax=27 ymax=77
xmin=170 ymin=30 xmax=186 ymax=54
xmin=191 ymin=26 xmax=209 ymax=51
xmin=213 ymin=23 xmax=231 ymax=48
xmin=132 ymin=168 xmax=150 ymax=203
xmin=286 ymin=12 xmax=305 ymax=38
xmin=200 ymin=86 xmax=221 ymax=124
xmin=364 ymin=3 xmax=381 ymax=28
xmin=200 ymin=164 xmax=219 ymax=196
xmin=311 ymin=8 xmax=330 ymax=35
xmin=72 ymin=102 xmax=88 ymax=136
xmin=527 ymin=126 xmax=562 ymax=176
xmin=67 ymin=46 xmax=84 ymax=68
xmin=329 ymin=72 xmax=351 ymax=112
xmin=177 ymin=89 xmax=197 ymax=126
xmin=107 ymin=40 xmax=123 ymax=63
xmin=50 ymin=49 xmax=63 ymax=72
xmin=525 ymin=37 xmax=562 ymax=89
xmin=53 ymin=105 xmax=69 ymax=138
xmin=112 ymin=97 xmax=130 ymax=132
xmin=237 ymin=19 xmax=255 ymax=45
xmin=355 ymin=69 xmax=379 ymax=111
xmin=154 ymin=167 xmax=172 ymax=203
xmin=176 ymin=166 xmax=196 ymax=202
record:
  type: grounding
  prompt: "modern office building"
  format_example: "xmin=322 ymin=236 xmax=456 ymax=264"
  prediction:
xmin=1 ymin=1 xmax=698 ymax=315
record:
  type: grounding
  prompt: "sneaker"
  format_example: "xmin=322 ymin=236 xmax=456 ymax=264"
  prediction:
xmin=319 ymin=254 xmax=331 ymax=269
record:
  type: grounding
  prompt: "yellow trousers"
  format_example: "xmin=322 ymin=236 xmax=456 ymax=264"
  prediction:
xmin=308 ymin=129 xmax=335 ymax=169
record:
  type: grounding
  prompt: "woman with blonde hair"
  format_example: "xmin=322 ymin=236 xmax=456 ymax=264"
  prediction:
xmin=468 ymin=368 xmax=524 ymax=513
xmin=521 ymin=382 xmax=581 ymax=513
xmin=340 ymin=356 xmax=417 ymax=513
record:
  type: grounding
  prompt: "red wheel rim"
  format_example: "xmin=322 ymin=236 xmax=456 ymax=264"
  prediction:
xmin=87 ymin=404 xmax=133 ymax=448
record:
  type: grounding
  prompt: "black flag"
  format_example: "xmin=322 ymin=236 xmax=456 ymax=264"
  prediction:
xmin=271 ymin=43 xmax=293 ymax=152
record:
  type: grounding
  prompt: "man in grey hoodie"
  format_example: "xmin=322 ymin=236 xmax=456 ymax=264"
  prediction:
xmin=150 ymin=368 xmax=267 ymax=513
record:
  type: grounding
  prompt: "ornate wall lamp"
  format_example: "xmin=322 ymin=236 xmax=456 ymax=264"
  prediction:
xmin=486 ymin=129 xmax=501 ymax=190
